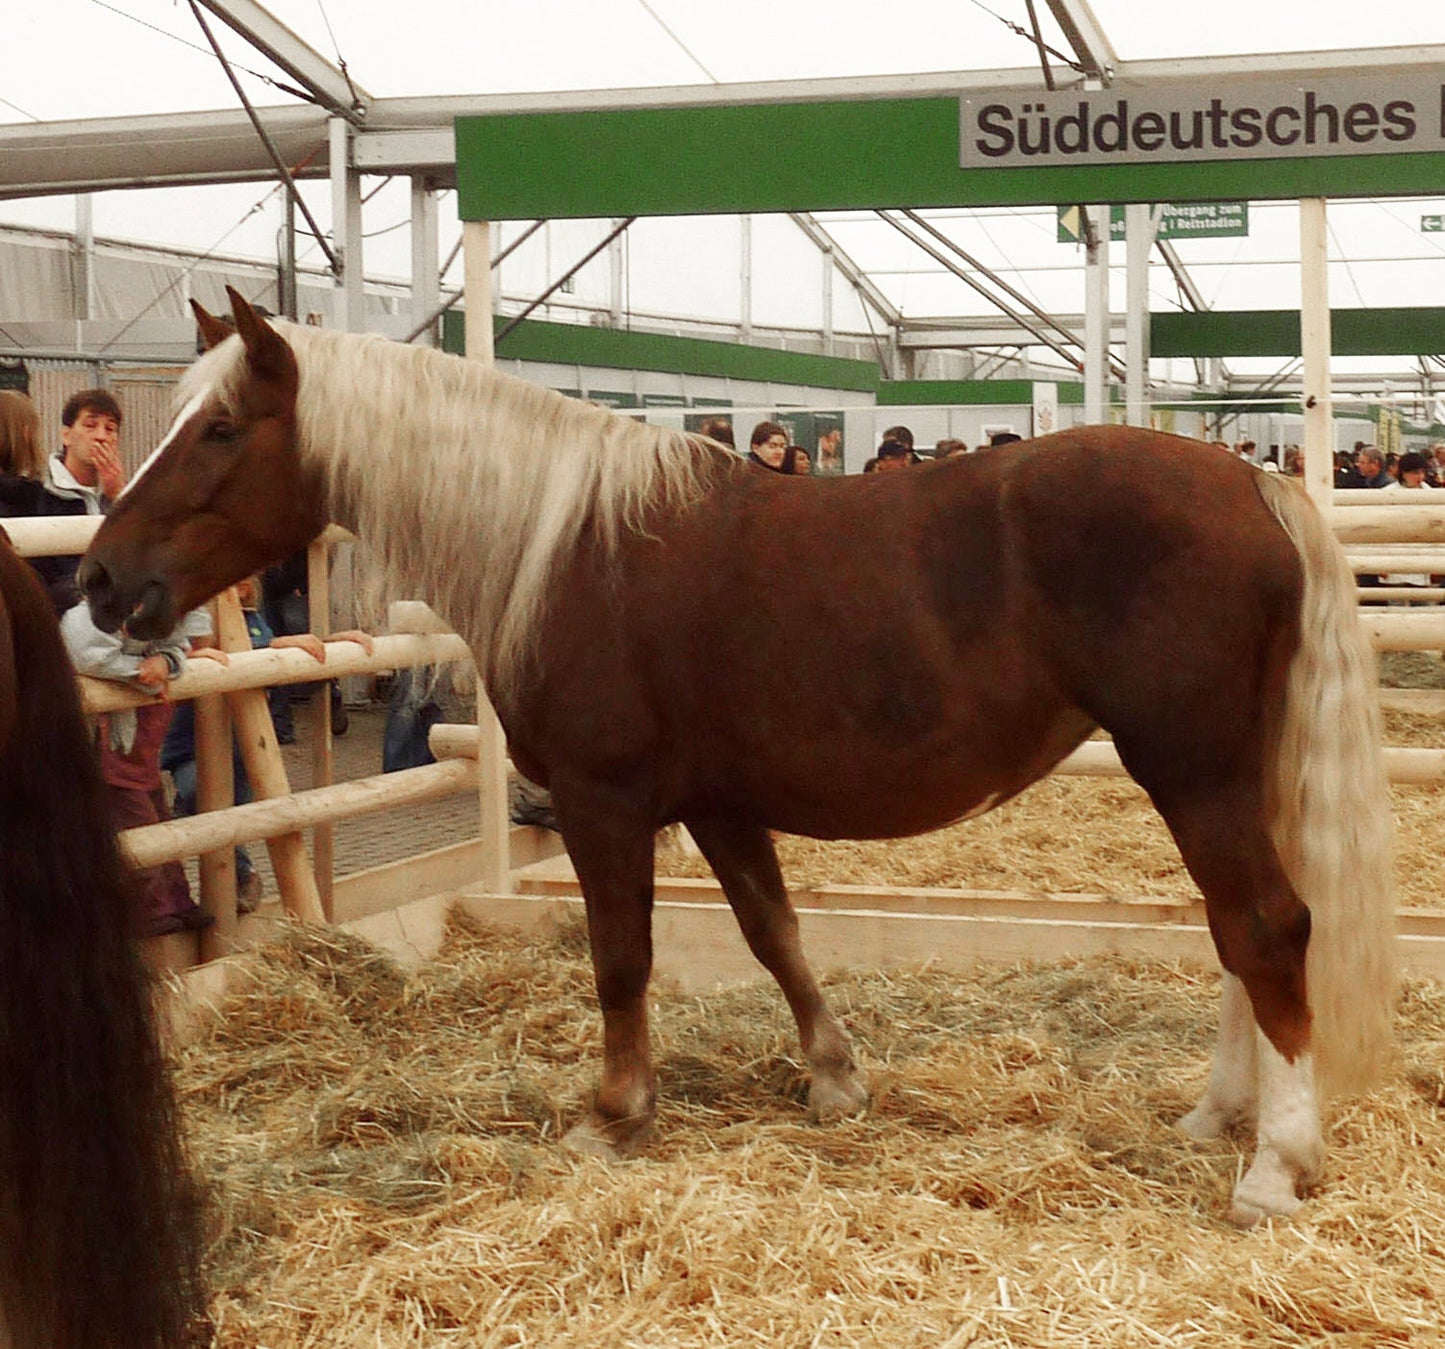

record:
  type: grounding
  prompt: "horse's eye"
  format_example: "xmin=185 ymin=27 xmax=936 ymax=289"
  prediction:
xmin=207 ymin=420 xmax=238 ymax=443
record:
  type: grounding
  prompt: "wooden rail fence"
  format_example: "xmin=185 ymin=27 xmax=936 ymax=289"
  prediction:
xmin=7 ymin=485 xmax=1445 ymax=988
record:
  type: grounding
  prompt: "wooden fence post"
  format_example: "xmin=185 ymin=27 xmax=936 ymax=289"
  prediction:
xmin=307 ymin=537 xmax=335 ymax=918
xmin=194 ymin=598 xmax=238 ymax=959
xmin=214 ymin=589 xmax=326 ymax=924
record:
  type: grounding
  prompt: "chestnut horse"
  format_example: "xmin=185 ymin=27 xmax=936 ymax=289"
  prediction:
xmin=0 ymin=530 xmax=201 ymax=1346
xmin=80 ymin=291 xmax=1394 ymax=1226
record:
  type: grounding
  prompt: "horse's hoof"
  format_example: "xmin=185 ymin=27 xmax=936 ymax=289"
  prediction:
xmin=1178 ymin=1095 xmax=1254 ymax=1141
xmin=1228 ymin=1161 xmax=1306 ymax=1229
xmin=1228 ymin=1187 xmax=1302 ymax=1229
xmin=562 ymin=1122 xmax=621 ymax=1162
xmin=561 ymin=1114 xmax=653 ymax=1161
xmin=1178 ymin=1102 xmax=1228 ymax=1141
xmin=809 ymin=1071 xmax=869 ymax=1122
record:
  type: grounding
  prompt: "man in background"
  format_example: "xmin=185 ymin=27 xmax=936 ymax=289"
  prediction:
xmin=33 ymin=388 xmax=126 ymax=612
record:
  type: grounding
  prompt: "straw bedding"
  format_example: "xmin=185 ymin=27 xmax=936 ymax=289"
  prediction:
xmin=182 ymin=919 xmax=1445 ymax=1348
xmin=176 ymin=663 xmax=1445 ymax=1346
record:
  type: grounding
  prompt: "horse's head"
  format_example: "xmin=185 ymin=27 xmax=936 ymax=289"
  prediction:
xmin=79 ymin=288 xmax=327 ymax=639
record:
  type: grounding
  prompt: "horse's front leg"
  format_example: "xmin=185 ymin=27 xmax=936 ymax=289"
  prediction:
xmin=685 ymin=817 xmax=868 ymax=1121
xmin=553 ymin=803 xmax=659 ymax=1160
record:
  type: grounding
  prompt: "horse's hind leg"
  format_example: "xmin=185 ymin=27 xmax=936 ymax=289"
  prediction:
xmin=1178 ymin=972 xmax=1258 ymax=1139
xmin=685 ymin=818 xmax=869 ymax=1120
xmin=1128 ymin=770 xmax=1322 ymax=1225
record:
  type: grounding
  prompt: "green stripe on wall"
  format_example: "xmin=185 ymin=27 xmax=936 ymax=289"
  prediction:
xmin=455 ymin=100 xmax=1445 ymax=219
xmin=443 ymin=312 xmax=880 ymax=392
xmin=877 ymin=379 xmax=1085 ymax=406
xmin=1153 ymin=308 xmax=1445 ymax=357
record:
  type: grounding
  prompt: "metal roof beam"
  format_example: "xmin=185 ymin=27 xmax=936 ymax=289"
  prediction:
xmin=1156 ymin=239 xmax=1206 ymax=313
xmin=899 ymin=318 xmax=1127 ymax=348
xmin=4 ymin=42 xmax=1444 ymax=196
xmin=1043 ymin=0 xmax=1119 ymax=84
xmin=195 ymin=0 xmax=369 ymax=121
xmin=788 ymin=212 xmax=902 ymax=329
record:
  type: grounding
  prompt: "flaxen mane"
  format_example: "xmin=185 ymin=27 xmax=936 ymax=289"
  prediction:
xmin=179 ymin=324 xmax=729 ymax=697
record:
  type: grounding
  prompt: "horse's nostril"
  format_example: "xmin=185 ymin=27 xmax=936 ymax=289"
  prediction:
xmin=76 ymin=557 xmax=131 ymax=633
xmin=77 ymin=556 xmax=109 ymax=599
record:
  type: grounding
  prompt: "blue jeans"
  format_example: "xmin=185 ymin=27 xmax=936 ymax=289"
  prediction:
xmin=170 ymin=758 xmax=255 ymax=881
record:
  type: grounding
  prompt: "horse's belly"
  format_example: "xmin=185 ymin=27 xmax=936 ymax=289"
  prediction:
xmin=739 ymin=719 xmax=1094 ymax=841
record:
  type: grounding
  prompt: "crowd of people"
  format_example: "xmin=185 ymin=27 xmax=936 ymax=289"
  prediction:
xmin=727 ymin=415 xmax=1445 ymax=486
xmin=1333 ymin=442 xmax=1445 ymax=490
xmin=1206 ymin=436 xmax=1445 ymax=489
xmin=724 ymin=418 xmax=1028 ymax=477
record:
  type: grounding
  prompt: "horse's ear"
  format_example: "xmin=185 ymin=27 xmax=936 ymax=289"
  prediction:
xmin=190 ymin=300 xmax=234 ymax=351
xmin=226 ymin=286 xmax=292 ymax=382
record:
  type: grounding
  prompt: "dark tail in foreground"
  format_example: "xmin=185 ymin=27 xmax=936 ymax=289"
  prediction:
xmin=0 ymin=534 xmax=203 ymax=1348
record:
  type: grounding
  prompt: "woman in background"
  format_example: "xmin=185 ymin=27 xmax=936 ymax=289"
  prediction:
xmin=0 ymin=388 xmax=47 ymax=516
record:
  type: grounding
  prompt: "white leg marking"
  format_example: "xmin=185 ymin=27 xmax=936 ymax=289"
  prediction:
xmin=116 ymin=389 xmax=209 ymax=499
xmin=1180 ymin=973 xmax=1258 ymax=1140
xmin=1229 ymin=1034 xmax=1323 ymax=1227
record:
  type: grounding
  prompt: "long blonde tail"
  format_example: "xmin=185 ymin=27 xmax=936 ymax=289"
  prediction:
xmin=1254 ymin=472 xmax=1396 ymax=1096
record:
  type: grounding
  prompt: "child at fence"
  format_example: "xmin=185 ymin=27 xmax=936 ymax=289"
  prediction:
xmin=60 ymin=598 xmax=221 ymax=937
xmin=160 ymin=574 xmax=323 ymax=914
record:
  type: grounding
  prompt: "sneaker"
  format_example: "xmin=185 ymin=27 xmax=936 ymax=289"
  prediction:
xmin=237 ymin=872 xmax=264 ymax=914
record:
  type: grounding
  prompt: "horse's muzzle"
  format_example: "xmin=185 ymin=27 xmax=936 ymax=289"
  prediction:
xmin=78 ymin=557 xmax=176 ymax=640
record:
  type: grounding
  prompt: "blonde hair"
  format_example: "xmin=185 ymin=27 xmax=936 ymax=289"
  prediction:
xmin=0 ymin=390 xmax=42 ymax=479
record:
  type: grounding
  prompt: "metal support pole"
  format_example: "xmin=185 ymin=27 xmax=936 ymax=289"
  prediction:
xmin=609 ymin=218 xmax=626 ymax=328
xmin=463 ymin=220 xmax=509 ymax=893
xmin=74 ymin=194 xmax=95 ymax=324
xmin=1300 ymin=197 xmax=1335 ymax=510
xmin=1124 ymin=203 xmax=1156 ymax=427
xmin=740 ymin=214 xmax=753 ymax=344
xmin=278 ymin=190 xmax=298 ymax=320
xmin=821 ymin=242 xmax=835 ymax=355
xmin=329 ymin=116 xmax=363 ymax=331
xmin=410 ymin=176 xmax=440 ymax=346
xmin=1084 ymin=204 xmax=1110 ymax=424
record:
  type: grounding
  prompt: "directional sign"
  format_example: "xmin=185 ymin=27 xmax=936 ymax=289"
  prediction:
xmin=1424 ymin=214 xmax=1445 ymax=232
xmin=1058 ymin=202 xmax=1249 ymax=242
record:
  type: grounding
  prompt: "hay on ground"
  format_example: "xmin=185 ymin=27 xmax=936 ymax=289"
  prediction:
xmin=179 ymin=916 xmax=1445 ymax=1348
xmin=178 ymin=653 xmax=1445 ymax=1344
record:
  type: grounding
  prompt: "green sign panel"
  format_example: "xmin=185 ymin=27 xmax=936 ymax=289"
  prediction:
xmin=1057 ymin=202 xmax=1248 ymax=242
xmin=1425 ymin=214 xmax=1445 ymax=232
xmin=455 ymin=99 xmax=1445 ymax=221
